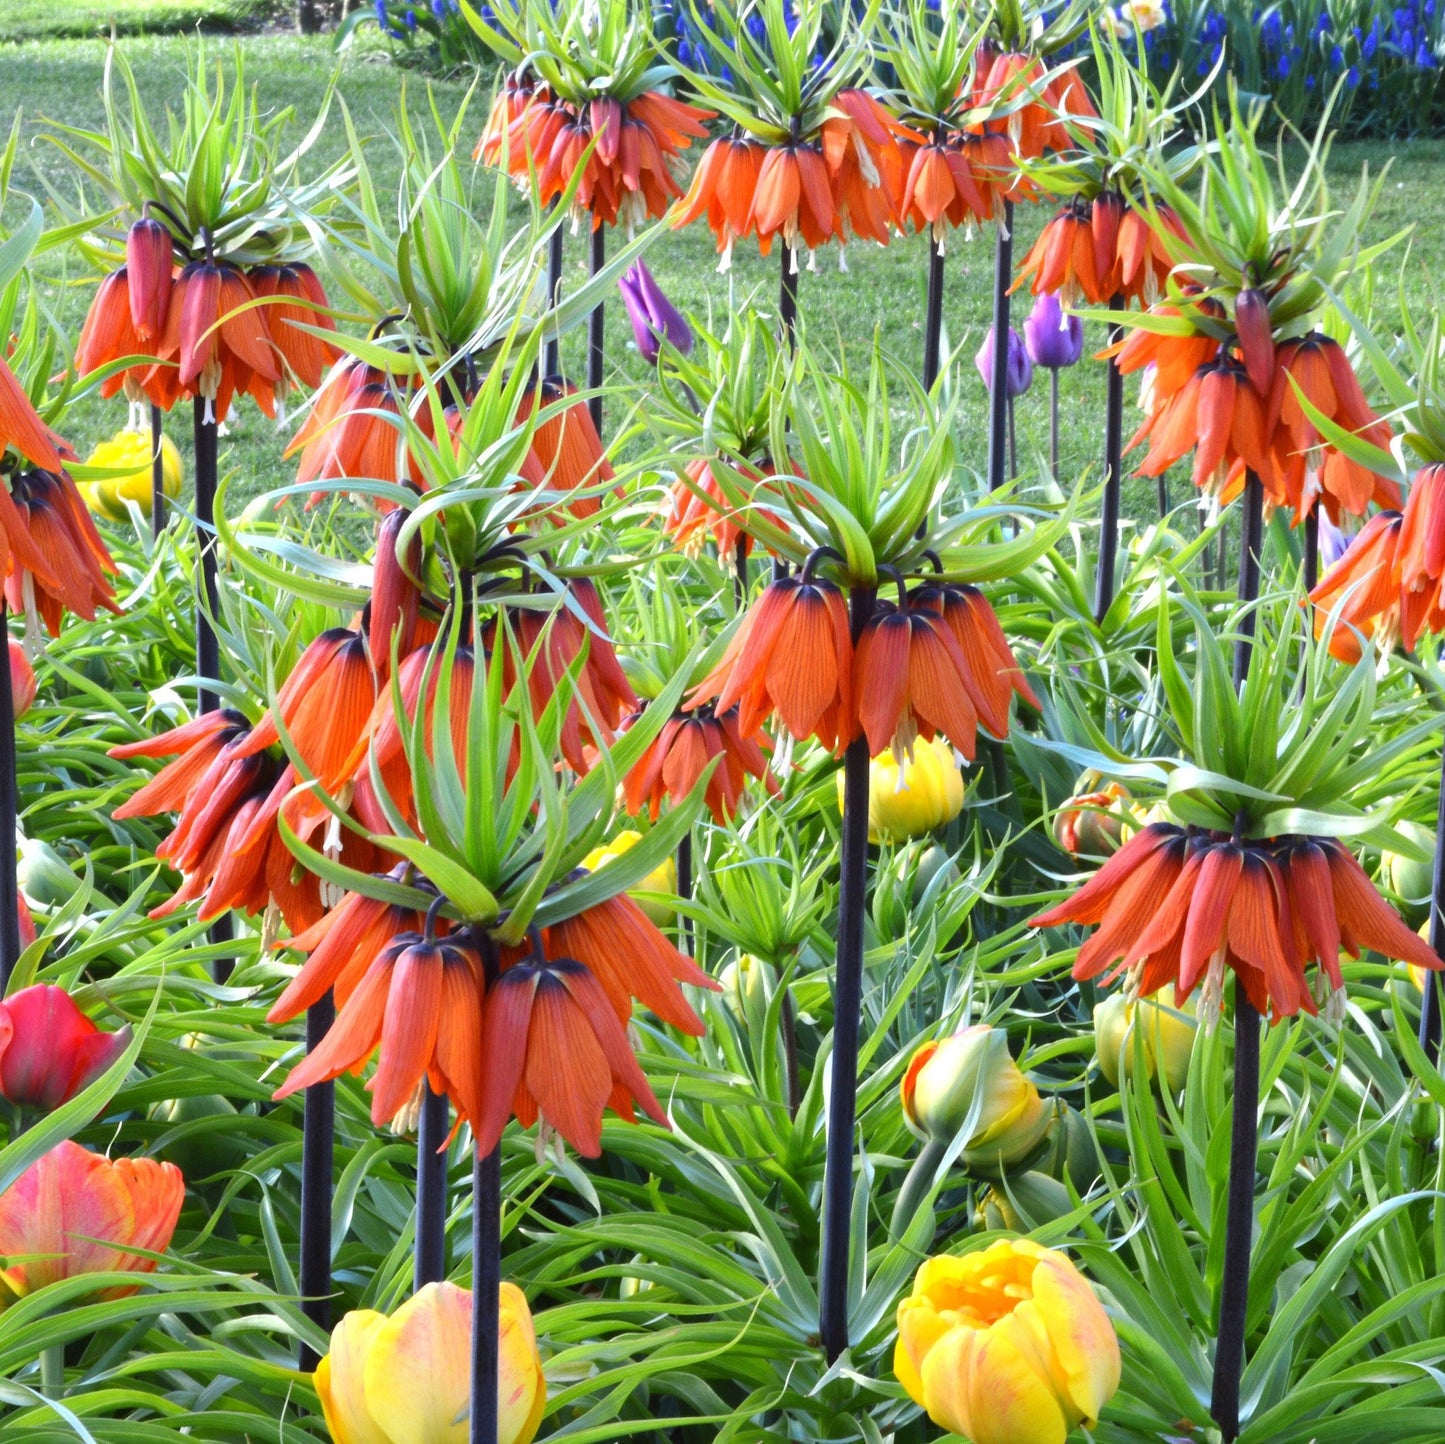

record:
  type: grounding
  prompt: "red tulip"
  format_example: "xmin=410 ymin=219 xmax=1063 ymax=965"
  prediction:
xmin=0 ymin=1140 xmax=183 ymax=1298
xmin=0 ymin=984 xmax=131 ymax=1112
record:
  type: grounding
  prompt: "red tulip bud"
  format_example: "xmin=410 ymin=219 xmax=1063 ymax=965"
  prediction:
xmin=0 ymin=985 xmax=131 ymax=1112
xmin=126 ymin=217 xmax=175 ymax=343
xmin=1235 ymin=288 xmax=1275 ymax=395
xmin=8 ymin=639 xmax=35 ymax=719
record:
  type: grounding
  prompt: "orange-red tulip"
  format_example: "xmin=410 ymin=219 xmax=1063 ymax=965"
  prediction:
xmin=0 ymin=1140 xmax=183 ymax=1299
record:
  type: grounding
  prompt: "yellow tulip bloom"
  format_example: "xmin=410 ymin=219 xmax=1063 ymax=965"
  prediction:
xmin=895 ymin=1240 xmax=1120 ymax=1444
xmin=835 ymin=736 xmax=965 ymax=842
xmin=315 ymin=1281 xmax=545 ymax=1444
xmin=581 ymin=829 xmax=677 ymax=926
xmin=81 ymin=428 xmax=184 ymax=520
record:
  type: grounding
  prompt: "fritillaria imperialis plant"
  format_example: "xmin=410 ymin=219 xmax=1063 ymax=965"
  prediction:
xmin=669 ymin=0 xmax=905 ymax=333
xmin=1114 ymin=87 xmax=1401 ymax=576
xmin=468 ymin=0 xmax=710 ymax=422
xmin=951 ymin=0 xmax=1095 ymax=488
xmin=470 ymin=0 xmax=711 ymax=234
xmin=0 ymin=169 xmax=119 ymax=984
xmin=1032 ymin=587 xmax=1444 ymax=1440
xmin=1302 ymin=305 xmax=1445 ymax=1058
xmin=682 ymin=340 xmax=1067 ymax=1358
xmin=55 ymin=45 xmax=344 ymax=724
xmin=1011 ymin=27 xmax=1197 ymax=616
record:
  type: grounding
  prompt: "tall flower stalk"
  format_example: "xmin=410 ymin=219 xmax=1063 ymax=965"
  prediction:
xmin=687 ymin=342 xmax=1064 ymax=1358
xmin=878 ymin=0 xmax=992 ymax=390
xmin=1013 ymin=27 xmax=1196 ymax=618
xmin=965 ymin=0 xmax=1096 ymax=490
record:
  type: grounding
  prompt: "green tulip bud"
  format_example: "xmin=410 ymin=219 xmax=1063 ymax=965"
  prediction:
xmin=1382 ymin=821 xmax=1435 ymax=910
xmin=1035 ymin=1099 xmax=1098 ymax=1193
xmin=977 ymin=1172 xmax=1075 ymax=1232
xmin=1094 ymin=984 xmax=1196 ymax=1092
xmin=901 ymin=1025 xmax=1050 ymax=1173
xmin=719 ymin=953 xmax=776 ymax=1024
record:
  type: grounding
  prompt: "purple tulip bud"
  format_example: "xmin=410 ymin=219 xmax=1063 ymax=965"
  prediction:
xmin=1317 ymin=511 xmax=1349 ymax=570
xmin=1023 ymin=291 xmax=1084 ymax=370
xmin=975 ymin=324 xmax=1033 ymax=398
xmin=619 ymin=259 xmax=692 ymax=365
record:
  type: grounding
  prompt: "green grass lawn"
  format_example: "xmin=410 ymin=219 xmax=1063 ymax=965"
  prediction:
xmin=4 ymin=30 xmax=1445 ymax=526
xmin=0 ymin=0 xmax=282 ymax=44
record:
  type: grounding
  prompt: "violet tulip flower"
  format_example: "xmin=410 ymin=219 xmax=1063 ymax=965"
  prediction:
xmin=1023 ymin=292 xmax=1084 ymax=370
xmin=1317 ymin=512 xmax=1349 ymax=570
xmin=975 ymin=325 xmax=1033 ymax=398
xmin=619 ymin=260 xmax=692 ymax=364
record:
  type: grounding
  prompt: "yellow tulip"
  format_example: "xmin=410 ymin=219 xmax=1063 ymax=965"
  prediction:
xmin=895 ymin=1240 xmax=1120 ymax=1444
xmin=580 ymin=829 xmax=677 ymax=926
xmin=81 ymin=428 xmax=184 ymax=520
xmin=315 ymin=1281 xmax=545 ymax=1444
xmin=900 ymin=1025 xmax=1050 ymax=1172
xmin=1094 ymin=984 xmax=1196 ymax=1091
xmin=835 ymin=736 xmax=965 ymax=842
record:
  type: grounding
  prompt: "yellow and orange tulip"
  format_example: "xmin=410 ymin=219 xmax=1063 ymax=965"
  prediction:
xmin=895 ymin=1240 xmax=1120 ymax=1444
xmin=315 ymin=1280 xmax=545 ymax=1444
xmin=0 ymin=1139 xmax=183 ymax=1300
xmin=900 ymin=1025 xmax=1049 ymax=1171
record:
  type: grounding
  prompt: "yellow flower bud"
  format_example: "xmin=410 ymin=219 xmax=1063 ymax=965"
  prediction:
xmin=719 ymin=952 xmax=776 ymax=1023
xmin=895 ymin=1240 xmax=1120 ymax=1444
xmin=1094 ymin=984 xmax=1196 ymax=1091
xmin=580 ymin=829 xmax=677 ymax=927
xmin=836 ymin=737 xmax=965 ymax=842
xmin=1382 ymin=820 xmax=1435 ymax=909
xmin=82 ymin=428 xmax=184 ymax=520
xmin=315 ymin=1280 xmax=545 ymax=1444
xmin=900 ymin=1025 xmax=1049 ymax=1172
